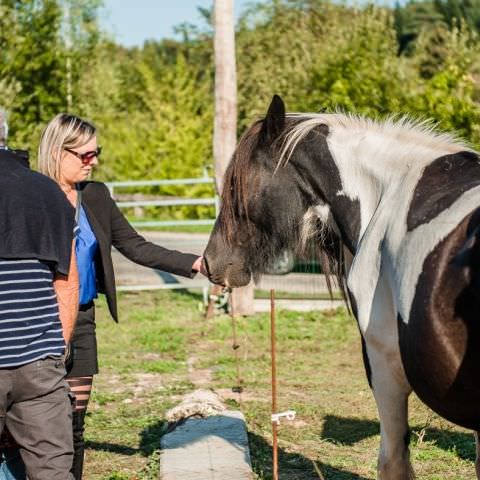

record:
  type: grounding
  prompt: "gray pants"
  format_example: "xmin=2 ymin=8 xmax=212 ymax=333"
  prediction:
xmin=0 ymin=357 xmax=74 ymax=480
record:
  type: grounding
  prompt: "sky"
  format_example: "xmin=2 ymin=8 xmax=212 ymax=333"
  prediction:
xmin=100 ymin=1 xmax=259 ymax=47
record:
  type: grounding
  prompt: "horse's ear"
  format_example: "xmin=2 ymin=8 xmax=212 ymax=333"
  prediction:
xmin=259 ymin=94 xmax=285 ymax=144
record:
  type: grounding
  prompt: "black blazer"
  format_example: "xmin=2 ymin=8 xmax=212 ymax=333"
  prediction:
xmin=79 ymin=181 xmax=198 ymax=322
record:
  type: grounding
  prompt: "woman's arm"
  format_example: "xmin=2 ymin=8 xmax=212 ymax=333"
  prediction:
xmin=107 ymin=189 xmax=202 ymax=278
xmin=54 ymin=240 xmax=79 ymax=342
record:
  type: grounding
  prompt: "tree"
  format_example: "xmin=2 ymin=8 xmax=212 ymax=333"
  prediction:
xmin=394 ymin=0 xmax=444 ymax=54
xmin=0 ymin=0 xmax=66 ymax=147
xmin=0 ymin=0 xmax=104 ymax=153
xmin=434 ymin=0 xmax=480 ymax=31
xmin=213 ymin=0 xmax=237 ymax=194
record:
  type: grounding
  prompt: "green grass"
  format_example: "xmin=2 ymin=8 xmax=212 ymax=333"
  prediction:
xmin=254 ymin=289 xmax=343 ymax=300
xmin=85 ymin=290 xmax=476 ymax=479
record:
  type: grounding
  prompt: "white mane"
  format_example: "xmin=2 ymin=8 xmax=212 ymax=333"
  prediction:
xmin=278 ymin=112 xmax=473 ymax=167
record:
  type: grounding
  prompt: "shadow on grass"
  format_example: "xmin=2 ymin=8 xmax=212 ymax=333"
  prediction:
xmin=321 ymin=415 xmax=476 ymax=461
xmin=85 ymin=420 xmax=167 ymax=457
xmin=321 ymin=415 xmax=379 ymax=445
xmin=85 ymin=440 xmax=139 ymax=456
xmin=139 ymin=420 xmax=168 ymax=456
xmin=422 ymin=427 xmax=476 ymax=461
xmin=248 ymin=432 xmax=371 ymax=480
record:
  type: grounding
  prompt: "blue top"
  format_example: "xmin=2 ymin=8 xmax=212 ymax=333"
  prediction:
xmin=0 ymin=259 xmax=65 ymax=367
xmin=76 ymin=205 xmax=98 ymax=305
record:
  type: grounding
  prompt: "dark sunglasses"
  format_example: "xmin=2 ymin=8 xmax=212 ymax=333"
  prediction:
xmin=65 ymin=146 xmax=102 ymax=164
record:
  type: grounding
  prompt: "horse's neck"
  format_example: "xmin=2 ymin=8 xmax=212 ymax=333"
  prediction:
xmin=319 ymin=127 xmax=465 ymax=249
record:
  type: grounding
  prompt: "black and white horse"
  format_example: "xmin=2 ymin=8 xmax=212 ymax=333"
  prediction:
xmin=204 ymin=95 xmax=480 ymax=479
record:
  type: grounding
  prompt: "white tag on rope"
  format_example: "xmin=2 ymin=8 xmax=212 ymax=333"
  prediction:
xmin=271 ymin=410 xmax=296 ymax=425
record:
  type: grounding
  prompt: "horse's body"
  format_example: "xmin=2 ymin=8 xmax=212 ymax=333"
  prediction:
xmin=204 ymin=96 xmax=480 ymax=479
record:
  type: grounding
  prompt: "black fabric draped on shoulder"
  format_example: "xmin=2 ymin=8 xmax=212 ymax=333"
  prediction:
xmin=0 ymin=149 xmax=75 ymax=275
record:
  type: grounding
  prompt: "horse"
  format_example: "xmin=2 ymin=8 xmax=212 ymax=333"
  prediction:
xmin=203 ymin=95 xmax=480 ymax=479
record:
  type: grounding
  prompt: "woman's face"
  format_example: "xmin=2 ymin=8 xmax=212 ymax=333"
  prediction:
xmin=59 ymin=135 xmax=99 ymax=186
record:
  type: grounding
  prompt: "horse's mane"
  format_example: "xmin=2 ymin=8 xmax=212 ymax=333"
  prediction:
xmin=220 ymin=121 xmax=263 ymax=243
xmin=278 ymin=112 xmax=472 ymax=167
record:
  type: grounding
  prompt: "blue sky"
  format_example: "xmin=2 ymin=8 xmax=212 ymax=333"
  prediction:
xmin=101 ymin=1 xmax=259 ymax=47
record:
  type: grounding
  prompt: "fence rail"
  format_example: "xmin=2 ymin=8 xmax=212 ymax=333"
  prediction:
xmin=106 ymin=176 xmax=218 ymax=228
xmin=115 ymin=198 xmax=217 ymax=208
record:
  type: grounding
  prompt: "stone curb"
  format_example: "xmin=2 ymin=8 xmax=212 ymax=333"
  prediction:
xmin=160 ymin=410 xmax=253 ymax=479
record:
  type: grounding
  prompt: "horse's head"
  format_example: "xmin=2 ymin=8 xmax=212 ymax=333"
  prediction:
xmin=204 ymin=95 xmax=346 ymax=288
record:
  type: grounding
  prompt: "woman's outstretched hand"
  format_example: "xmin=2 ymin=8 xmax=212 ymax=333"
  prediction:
xmin=192 ymin=256 xmax=208 ymax=277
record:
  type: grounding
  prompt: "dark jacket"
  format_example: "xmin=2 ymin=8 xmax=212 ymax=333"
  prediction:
xmin=79 ymin=181 xmax=198 ymax=322
xmin=0 ymin=149 xmax=74 ymax=274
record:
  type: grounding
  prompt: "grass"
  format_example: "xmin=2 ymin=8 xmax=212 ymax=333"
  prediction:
xmin=85 ymin=290 xmax=477 ymax=479
xmin=254 ymin=289 xmax=343 ymax=300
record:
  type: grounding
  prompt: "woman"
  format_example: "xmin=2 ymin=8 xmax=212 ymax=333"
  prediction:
xmin=37 ymin=113 xmax=206 ymax=479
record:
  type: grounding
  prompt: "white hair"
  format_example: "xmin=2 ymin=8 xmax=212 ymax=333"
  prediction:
xmin=278 ymin=112 xmax=471 ymax=168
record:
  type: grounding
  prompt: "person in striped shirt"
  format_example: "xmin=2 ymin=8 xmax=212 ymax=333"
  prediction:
xmin=0 ymin=111 xmax=79 ymax=480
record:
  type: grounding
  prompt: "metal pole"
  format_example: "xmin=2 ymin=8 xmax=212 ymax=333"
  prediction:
xmin=271 ymin=289 xmax=278 ymax=480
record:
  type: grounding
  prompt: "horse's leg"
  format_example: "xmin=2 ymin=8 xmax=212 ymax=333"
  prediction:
xmin=360 ymin=271 xmax=414 ymax=480
xmin=367 ymin=342 xmax=414 ymax=480
xmin=475 ymin=431 xmax=480 ymax=479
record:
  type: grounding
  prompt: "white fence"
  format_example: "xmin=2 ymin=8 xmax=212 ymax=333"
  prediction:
xmin=105 ymin=176 xmax=218 ymax=228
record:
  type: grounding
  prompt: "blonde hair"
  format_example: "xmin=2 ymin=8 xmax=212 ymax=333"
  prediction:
xmin=38 ymin=113 xmax=96 ymax=182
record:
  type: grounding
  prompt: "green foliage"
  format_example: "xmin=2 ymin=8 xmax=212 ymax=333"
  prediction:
xmin=0 ymin=0 xmax=103 ymax=154
xmin=0 ymin=0 xmax=66 ymax=147
xmin=405 ymin=25 xmax=480 ymax=143
xmin=434 ymin=0 xmax=480 ymax=31
xmin=110 ymin=52 xmax=213 ymax=182
xmin=3 ymin=0 xmax=480 ymax=219
xmin=394 ymin=0 xmax=480 ymax=52
xmin=236 ymin=0 xmax=321 ymax=126
xmin=394 ymin=0 xmax=445 ymax=54
xmin=306 ymin=5 xmax=406 ymax=115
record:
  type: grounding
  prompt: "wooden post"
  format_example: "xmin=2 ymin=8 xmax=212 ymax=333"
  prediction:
xmin=213 ymin=0 xmax=254 ymax=315
xmin=213 ymin=0 xmax=236 ymax=194
xmin=271 ymin=289 xmax=278 ymax=480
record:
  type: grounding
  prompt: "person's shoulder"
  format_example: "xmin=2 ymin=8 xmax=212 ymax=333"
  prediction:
xmin=0 ymin=148 xmax=28 ymax=166
xmin=29 ymin=169 xmax=64 ymax=193
xmin=26 ymin=171 xmax=72 ymax=212
xmin=79 ymin=181 xmax=112 ymax=200
xmin=80 ymin=180 xmax=109 ymax=191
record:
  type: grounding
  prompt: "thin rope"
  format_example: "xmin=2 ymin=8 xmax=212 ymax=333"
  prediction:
xmin=271 ymin=289 xmax=279 ymax=480
xmin=230 ymin=291 xmax=243 ymax=400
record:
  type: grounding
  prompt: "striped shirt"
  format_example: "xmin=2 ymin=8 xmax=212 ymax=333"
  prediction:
xmin=0 ymin=259 xmax=65 ymax=368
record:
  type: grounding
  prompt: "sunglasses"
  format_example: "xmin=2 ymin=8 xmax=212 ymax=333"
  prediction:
xmin=65 ymin=146 xmax=102 ymax=164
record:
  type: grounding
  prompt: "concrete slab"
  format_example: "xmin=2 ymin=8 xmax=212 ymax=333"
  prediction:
xmin=160 ymin=410 xmax=253 ymax=480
